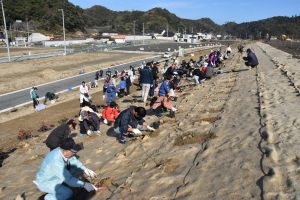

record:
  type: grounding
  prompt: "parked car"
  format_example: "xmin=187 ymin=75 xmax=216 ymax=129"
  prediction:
xmin=162 ymin=52 xmax=172 ymax=58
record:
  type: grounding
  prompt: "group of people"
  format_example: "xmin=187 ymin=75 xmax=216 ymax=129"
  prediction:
xmin=34 ymin=45 xmax=259 ymax=199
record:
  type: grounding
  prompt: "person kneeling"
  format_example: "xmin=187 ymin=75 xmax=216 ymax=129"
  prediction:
xmin=34 ymin=138 xmax=97 ymax=200
xmin=151 ymin=76 xmax=177 ymax=117
xmin=79 ymin=111 xmax=101 ymax=136
xmin=113 ymin=106 xmax=155 ymax=144
xmin=101 ymin=101 xmax=119 ymax=126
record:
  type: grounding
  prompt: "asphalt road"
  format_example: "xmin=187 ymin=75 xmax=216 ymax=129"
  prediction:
xmin=0 ymin=56 xmax=161 ymax=112
xmin=115 ymin=41 xmax=235 ymax=53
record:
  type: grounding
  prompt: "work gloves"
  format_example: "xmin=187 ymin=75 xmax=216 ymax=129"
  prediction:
xmin=132 ymin=128 xmax=142 ymax=136
xmin=83 ymin=182 xmax=97 ymax=192
xmin=84 ymin=168 xmax=97 ymax=178
xmin=146 ymin=125 xmax=155 ymax=132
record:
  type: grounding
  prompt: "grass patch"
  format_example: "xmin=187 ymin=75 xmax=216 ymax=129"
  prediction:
xmin=57 ymin=117 xmax=68 ymax=125
xmin=174 ymin=131 xmax=216 ymax=146
xmin=200 ymin=116 xmax=221 ymax=123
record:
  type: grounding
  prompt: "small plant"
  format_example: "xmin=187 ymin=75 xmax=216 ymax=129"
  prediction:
xmin=38 ymin=121 xmax=53 ymax=132
xmin=57 ymin=117 xmax=68 ymax=125
xmin=17 ymin=129 xmax=33 ymax=140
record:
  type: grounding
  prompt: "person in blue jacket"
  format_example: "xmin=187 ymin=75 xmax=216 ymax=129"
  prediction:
xmin=119 ymin=77 xmax=126 ymax=97
xmin=106 ymin=79 xmax=117 ymax=105
xmin=243 ymin=48 xmax=259 ymax=68
xmin=35 ymin=138 xmax=97 ymax=200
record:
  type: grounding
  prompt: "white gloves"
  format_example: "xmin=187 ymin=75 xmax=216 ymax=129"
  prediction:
xmin=84 ymin=168 xmax=97 ymax=178
xmin=83 ymin=182 xmax=97 ymax=192
xmin=87 ymin=130 xmax=92 ymax=136
xmin=132 ymin=128 xmax=142 ymax=136
xmin=146 ymin=125 xmax=155 ymax=132
xmin=171 ymin=107 xmax=177 ymax=112
xmin=103 ymin=119 xmax=108 ymax=125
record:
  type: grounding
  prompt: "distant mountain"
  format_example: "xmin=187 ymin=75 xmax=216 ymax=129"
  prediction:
xmin=222 ymin=16 xmax=300 ymax=39
xmin=0 ymin=0 xmax=299 ymax=39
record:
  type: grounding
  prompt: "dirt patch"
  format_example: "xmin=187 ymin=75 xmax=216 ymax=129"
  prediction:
xmin=163 ymin=159 xmax=180 ymax=175
xmin=199 ymin=116 xmax=221 ymax=124
xmin=23 ymin=154 xmax=44 ymax=164
xmin=205 ymin=108 xmax=222 ymax=113
xmin=148 ymin=130 xmax=160 ymax=138
xmin=174 ymin=131 xmax=216 ymax=146
xmin=93 ymin=177 xmax=115 ymax=188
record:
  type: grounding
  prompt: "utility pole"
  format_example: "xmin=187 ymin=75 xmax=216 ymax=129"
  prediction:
xmin=133 ymin=20 xmax=136 ymax=46
xmin=167 ymin=23 xmax=168 ymax=37
xmin=1 ymin=0 xmax=10 ymax=62
xmin=26 ymin=19 xmax=30 ymax=45
xmin=58 ymin=9 xmax=67 ymax=55
xmin=142 ymin=22 xmax=144 ymax=45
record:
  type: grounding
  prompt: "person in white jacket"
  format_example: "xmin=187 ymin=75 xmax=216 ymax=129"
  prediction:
xmin=79 ymin=81 xmax=90 ymax=107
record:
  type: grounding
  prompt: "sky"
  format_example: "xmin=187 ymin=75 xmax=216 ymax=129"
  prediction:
xmin=70 ymin=0 xmax=300 ymax=24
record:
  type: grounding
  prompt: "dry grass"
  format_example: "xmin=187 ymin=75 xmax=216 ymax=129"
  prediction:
xmin=17 ymin=129 xmax=33 ymax=141
xmin=174 ymin=131 xmax=216 ymax=146
xmin=199 ymin=116 xmax=221 ymax=123
xmin=93 ymin=177 xmax=115 ymax=188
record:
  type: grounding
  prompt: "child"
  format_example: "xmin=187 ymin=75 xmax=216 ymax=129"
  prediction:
xmin=125 ymin=73 xmax=132 ymax=95
xmin=119 ymin=77 xmax=126 ymax=98
xmin=102 ymin=77 xmax=110 ymax=103
xmin=101 ymin=101 xmax=119 ymax=126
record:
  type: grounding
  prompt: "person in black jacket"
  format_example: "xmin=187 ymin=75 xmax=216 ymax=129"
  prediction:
xmin=114 ymin=106 xmax=155 ymax=144
xmin=45 ymin=119 xmax=77 ymax=151
xmin=125 ymin=73 xmax=131 ymax=95
xmin=243 ymin=48 xmax=259 ymax=68
xmin=140 ymin=63 xmax=153 ymax=105
xmin=164 ymin=63 xmax=176 ymax=79
xmin=149 ymin=62 xmax=159 ymax=97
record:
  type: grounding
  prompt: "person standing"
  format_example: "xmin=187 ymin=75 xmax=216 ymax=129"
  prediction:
xmin=79 ymin=81 xmax=90 ymax=107
xmin=125 ymin=73 xmax=132 ymax=95
xmin=106 ymin=79 xmax=117 ymax=105
xmin=35 ymin=138 xmax=98 ymax=200
xmin=119 ymin=77 xmax=126 ymax=98
xmin=140 ymin=62 xmax=153 ymax=106
xmin=30 ymin=86 xmax=39 ymax=109
xmin=149 ymin=62 xmax=159 ymax=97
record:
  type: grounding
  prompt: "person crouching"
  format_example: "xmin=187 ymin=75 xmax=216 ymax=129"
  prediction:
xmin=114 ymin=106 xmax=155 ymax=144
xmin=151 ymin=75 xmax=177 ymax=117
xmin=34 ymin=138 xmax=97 ymax=200
xmin=101 ymin=101 xmax=119 ymax=126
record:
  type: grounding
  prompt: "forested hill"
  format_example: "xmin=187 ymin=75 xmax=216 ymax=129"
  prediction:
xmin=0 ymin=0 xmax=299 ymax=38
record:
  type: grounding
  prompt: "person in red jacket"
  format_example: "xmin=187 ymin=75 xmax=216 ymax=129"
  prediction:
xmin=101 ymin=101 xmax=119 ymax=126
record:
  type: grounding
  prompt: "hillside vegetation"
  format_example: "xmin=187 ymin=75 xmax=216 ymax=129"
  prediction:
xmin=0 ymin=0 xmax=299 ymax=38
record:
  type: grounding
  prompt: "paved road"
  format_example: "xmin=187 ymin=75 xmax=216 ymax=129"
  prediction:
xmin=0 ymin=55 xmax=161 ymax=112
xmin=115 ymin=41 xmax=235 ymax=52
xmin=0 ymin=51 xmax=66 ymax=63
